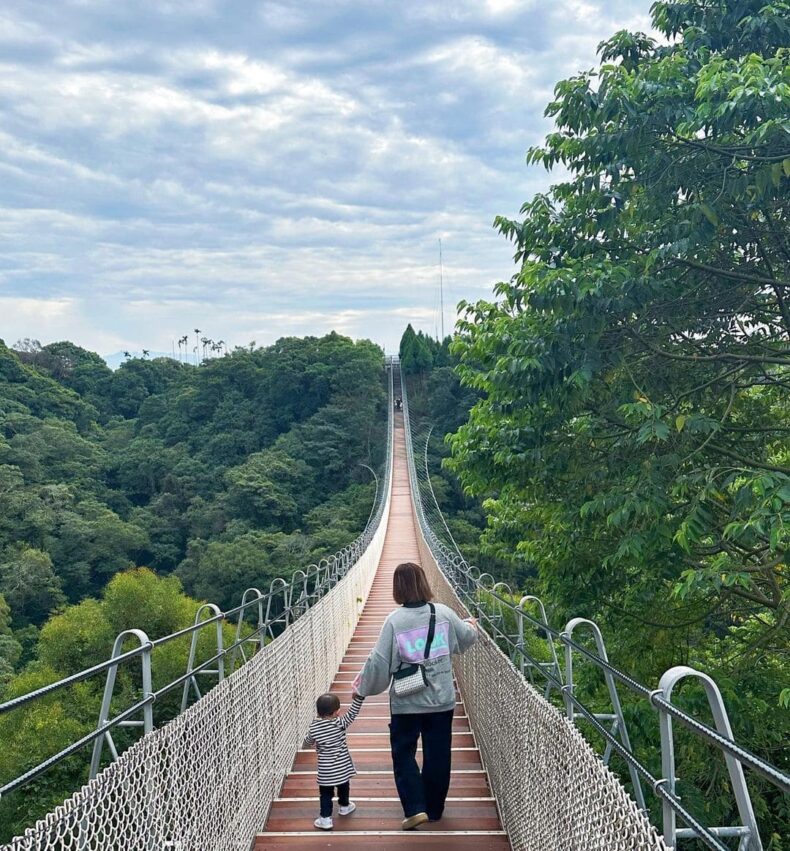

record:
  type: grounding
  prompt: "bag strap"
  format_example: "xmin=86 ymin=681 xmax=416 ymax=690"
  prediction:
xmin=423 ymin=603 xmax=436 ymax=661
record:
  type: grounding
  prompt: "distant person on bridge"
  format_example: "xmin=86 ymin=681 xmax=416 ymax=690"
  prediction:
xmin=354 ymin=561 xmax=478 ymax=830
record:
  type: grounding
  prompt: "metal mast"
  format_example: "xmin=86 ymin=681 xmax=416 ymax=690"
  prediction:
xmin=439 ymin=238 xmax=444 ymax=340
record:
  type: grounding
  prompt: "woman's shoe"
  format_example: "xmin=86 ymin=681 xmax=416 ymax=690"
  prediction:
xmin=314 ymin=816 xmax=333 ymax=830
xmin=402 ymin=812 xmax=429 ymax=830
xmin=338 ymin=802 xmax=356 ymax=815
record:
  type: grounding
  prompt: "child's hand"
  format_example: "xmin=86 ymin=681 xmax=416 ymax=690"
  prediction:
xmin=465 ymin=617 xmax=479 ymax=629
xmin=351 ymin=691 xmax=364 ymax=701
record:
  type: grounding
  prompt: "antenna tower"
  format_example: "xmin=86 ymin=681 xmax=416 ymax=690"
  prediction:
xmin=439 ymin=238 xmax=444 ymax=340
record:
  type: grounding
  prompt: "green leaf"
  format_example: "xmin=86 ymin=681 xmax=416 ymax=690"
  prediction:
xmin=675 ymin=415 xmax=687 ymax=432
xmin=700 ymin=203 xmax=719 ymax=226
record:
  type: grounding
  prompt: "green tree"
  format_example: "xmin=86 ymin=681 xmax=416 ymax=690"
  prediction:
xmin=449 ymin=0 xmax=789 ymax=836
xmin=225 ymin=449 xmax=313 ymax=530
xmin=399 ymin=325 xmax=433 ymax=374
xmin=0 ymin=547 xmax=65 ymax=627
xmin=454 ymin=0 xmax=790 ymax=610
xmin=0 ymin=595 xmax=22 ymax=684
xmin=177 ymin=530 xmax=283 ymax=609
xmin=0 ymin=330 xmax=389 ymax=838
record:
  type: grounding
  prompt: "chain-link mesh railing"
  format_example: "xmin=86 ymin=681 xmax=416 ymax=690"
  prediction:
xmin=0 ymin=367 xmax=395 ymax=851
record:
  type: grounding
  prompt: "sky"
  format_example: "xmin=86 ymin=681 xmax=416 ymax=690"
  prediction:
xmin=0 ymin=0 xmax=652 ymax=359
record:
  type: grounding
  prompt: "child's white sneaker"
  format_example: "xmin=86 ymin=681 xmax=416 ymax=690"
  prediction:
xmin=314 ymin=816 xmax=333 ymax=830
xmin=338 ymin=802 xmax=356 ymax=816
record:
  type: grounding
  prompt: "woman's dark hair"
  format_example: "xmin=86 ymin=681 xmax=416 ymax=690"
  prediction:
xmin=316 ymin=693 xmax=341 ymax=717
xmin=393 ymin=562 xmax=433 ymax=605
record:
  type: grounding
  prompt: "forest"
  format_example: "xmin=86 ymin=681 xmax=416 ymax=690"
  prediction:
xmin=0 ymin=333 xmax=386 ymax=838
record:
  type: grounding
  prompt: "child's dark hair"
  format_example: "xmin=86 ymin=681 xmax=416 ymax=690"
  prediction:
xmin=316 ymin=693 xmax=341 ymax=717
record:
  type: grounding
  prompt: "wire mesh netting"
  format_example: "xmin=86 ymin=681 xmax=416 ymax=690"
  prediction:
xmin=2 ymin=503 xmax=388 ymax=851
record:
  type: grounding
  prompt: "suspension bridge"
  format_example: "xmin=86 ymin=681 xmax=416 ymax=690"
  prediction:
xmin=0 ymin=361 xmax=787 ymax=851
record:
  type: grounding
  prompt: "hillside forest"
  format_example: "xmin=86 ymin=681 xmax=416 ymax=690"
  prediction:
xmin=0 ymin=333 xmax=386 ymax=839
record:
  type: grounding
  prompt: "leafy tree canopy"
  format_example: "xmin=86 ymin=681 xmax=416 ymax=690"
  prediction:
xmin=0 ymin=331 xmax=387 ymax=840
xmin=451 ymin=0 xmax=789 ymax=643
xmin=448 ymin=0 xmax=788 ymax=835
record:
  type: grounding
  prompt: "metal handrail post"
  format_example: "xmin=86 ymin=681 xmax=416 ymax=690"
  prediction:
xmin=265 ymin=578 xmax=290 ymax=639
xmin=518 ymin=595 xmax=562 ymax=699
xmin=654 ymin=667 xmax=763 ymax=851
xmin=231 ymin=588 xmax=265 ymax=669
xmin=90 ymin=628 xmax=153 ymax=779
xmin=560 ymin=618 xmax=647 ymax=810
xmin=181 ymin=604 xmax=223 ymax=712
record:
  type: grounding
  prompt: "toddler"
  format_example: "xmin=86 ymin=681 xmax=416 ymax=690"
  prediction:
xmin=305 ymin=692 xmax=364 ymax=830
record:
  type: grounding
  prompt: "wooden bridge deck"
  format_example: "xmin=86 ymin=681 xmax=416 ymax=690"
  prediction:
xmin=255 ymin=415 xmax=510 ymax=850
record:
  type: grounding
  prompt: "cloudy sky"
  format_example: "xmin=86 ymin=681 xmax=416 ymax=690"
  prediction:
xmin=0 ymin=0 xmax=652 ymax=358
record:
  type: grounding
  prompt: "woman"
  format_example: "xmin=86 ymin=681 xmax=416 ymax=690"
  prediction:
xmin=354 ymin=561 xmax=478 ymax=830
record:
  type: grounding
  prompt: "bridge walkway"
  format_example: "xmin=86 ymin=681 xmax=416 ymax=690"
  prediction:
xmin=255 ymin=414 xmax=510 ymax=849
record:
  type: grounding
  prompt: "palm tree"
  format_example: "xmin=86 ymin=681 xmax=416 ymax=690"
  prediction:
xmin=216 ymin=339 xmax=226 ymax=356
xmin=123 ymin=351 xmax=131 ymax=359
xmin=142 ymin=349 xmax=150 ymax=359
xmin=194 ymin=329 xmax=201 ymax=365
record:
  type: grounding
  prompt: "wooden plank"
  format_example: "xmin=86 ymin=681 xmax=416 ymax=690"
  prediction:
xmin=265 ymin=799 xmax=501 ymax=832
xmin=254 ymin=833 xmax=511 ymax=850
xmin=280 ymin=774 xmax=492 ymax=797
xmin=293 ymin=749 xmax=484 ymax=771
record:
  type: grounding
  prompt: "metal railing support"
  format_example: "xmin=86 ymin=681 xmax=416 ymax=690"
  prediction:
xmin=289 ymin=571 xmax=310 ymax=620
xmin=180 ymin=604 xmax=225 ymax=712
xmin=230 ymin=588 xmax=265 ymax=670
xmin=559 ymin=619 xmax=647 ymax=810
xmin=516 ymin=595 xmax=562 ymax=699
xmin=90 ymin=629 xmax=153 ymax=779
xmin=653 ymin=667 xmax=763 ymax=851
xmin=265 ymin=578 xmax=291 ymax=640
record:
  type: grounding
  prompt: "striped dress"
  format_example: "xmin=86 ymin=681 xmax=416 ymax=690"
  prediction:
xmin=305 ymin=696 xmax=363 ymax=786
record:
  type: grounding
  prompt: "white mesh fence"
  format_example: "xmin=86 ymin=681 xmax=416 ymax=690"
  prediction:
xmin=412 ymin=515 xmax=669 ymax=851
xmin=2 ymin=473 xmax=390 ymax=851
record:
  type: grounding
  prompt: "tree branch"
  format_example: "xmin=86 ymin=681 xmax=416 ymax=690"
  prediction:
xmin=675 ymin=258 xmax=790 ymax=289
xmin=708 ymin=443 xmax=790 ymax=475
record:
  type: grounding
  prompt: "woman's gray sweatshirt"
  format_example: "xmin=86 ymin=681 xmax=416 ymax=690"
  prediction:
xmin=356 ymin=602 xmax=477 ymax=714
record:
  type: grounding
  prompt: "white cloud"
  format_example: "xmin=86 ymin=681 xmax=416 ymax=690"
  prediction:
xmin=0 ymin=0 xmax=658 ymax=355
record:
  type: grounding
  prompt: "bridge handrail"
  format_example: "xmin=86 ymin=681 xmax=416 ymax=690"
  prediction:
xmin=399 ymin=367 xmax=788 ymax=851
xmin=0 ymin=361 xmax=395 ymax=812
